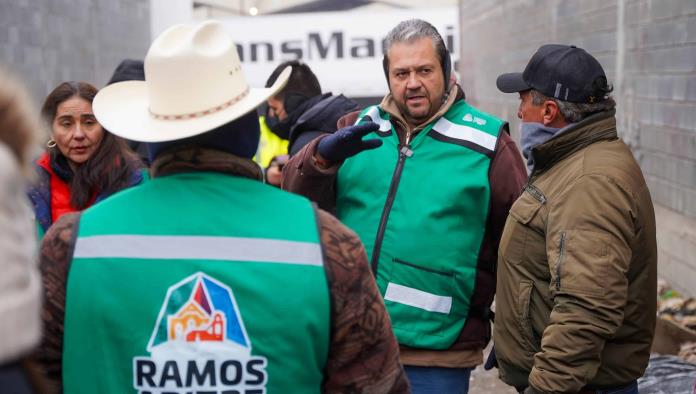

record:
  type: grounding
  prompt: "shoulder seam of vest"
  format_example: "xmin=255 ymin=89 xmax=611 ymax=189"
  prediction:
xmin=460 ymin=102 xmax=506 ymax=132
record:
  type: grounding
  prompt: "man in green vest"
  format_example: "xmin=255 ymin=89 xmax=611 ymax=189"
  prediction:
xmin=34 ymin=21 xmax=408 ymax=394
xmin=283 ymin=19 xmax=527 ymax=393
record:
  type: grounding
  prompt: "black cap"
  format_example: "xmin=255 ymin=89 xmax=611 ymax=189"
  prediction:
xmin=107 ymin=59 xmax=145 ymax=85
xmin=496 ymin=44 xmax=607 ymax=103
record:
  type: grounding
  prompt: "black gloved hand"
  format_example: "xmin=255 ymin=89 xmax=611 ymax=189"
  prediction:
xmin=484 ymin=345 xmax=498 ymax=370
xmin=316 ymin=122 xmax=382 ymax=164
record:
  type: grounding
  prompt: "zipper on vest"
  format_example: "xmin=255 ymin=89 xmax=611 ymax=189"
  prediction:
xmin=556 ymin=232 xmax=566 ymax=291
xmin=370 ymin=145 xmax=413 ymax=274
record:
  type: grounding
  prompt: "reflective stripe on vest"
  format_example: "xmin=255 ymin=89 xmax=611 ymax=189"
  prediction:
xmin=361 ymin=106 xmax=392 ymax=133
xmin=74 ymin=235 xmax=323 ymax=266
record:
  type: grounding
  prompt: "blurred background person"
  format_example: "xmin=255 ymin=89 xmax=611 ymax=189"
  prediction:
xmin=27 ymin=81 xmax=145 ymax=237
xmin=264 ymin=60 xmax=358 ymax=186
xmin=255 ymin=110 xmax=288 ymax=187
xmin=264 ymin=152 xmax=289 ymax=187
xmin=0 ymin=70 xmax=45 ymax=393
xmin=255 ymin=109 xmax=288 ymax=167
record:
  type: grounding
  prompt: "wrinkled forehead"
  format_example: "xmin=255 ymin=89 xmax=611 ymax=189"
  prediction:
xmin=387 ymin=38 xmax=440 ymax=69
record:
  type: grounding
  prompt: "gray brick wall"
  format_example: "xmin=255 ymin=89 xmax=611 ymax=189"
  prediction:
xmin=458 ymin=0 xmax=696 ymax=295
xmin=0 ymin=0 xmax=150 ymax=108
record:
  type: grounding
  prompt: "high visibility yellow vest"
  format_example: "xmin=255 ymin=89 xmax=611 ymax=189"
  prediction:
xmin=254 ymin=116 xmax=288 ymax=168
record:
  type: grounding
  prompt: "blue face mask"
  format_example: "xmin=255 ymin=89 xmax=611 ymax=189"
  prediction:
xmin=519 ymin=122 xmax=561 ymax=173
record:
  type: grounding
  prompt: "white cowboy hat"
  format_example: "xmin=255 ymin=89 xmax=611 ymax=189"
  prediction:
xmin=93 ymin=21 xmax=290 ymax=143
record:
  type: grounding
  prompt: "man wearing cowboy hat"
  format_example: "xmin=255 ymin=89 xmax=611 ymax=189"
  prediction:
xmin=35 ymin=21 xmax=408 ymax=393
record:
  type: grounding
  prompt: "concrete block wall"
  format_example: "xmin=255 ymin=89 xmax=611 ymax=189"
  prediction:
xmin=458 ymin=0 xmax=696 ymax=295
xmin=0 ymin=0 xmax=150 ymax=111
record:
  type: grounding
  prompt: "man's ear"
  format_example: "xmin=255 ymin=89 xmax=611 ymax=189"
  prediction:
xmin=542 ymin=100 xmax=562 ymax=126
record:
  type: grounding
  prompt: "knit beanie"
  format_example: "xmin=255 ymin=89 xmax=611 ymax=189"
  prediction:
xmin=107 ymin=59 xmax=145 ymax=85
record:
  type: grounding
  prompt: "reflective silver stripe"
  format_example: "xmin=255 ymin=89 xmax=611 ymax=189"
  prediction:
xmin=74 ymin=235 xmax=323 ymax=266
xmin=357 ymin=106 xmax=392 ymax=132
xmin=432 ymin=117 xmax=498 ymax=151
xmin=384 ymin=282 xmax=452 ymax=314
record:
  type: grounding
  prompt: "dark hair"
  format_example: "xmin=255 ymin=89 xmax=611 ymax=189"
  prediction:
xmin=265 ymin=60 xmax=321 ymax=100
xmin=531 ymin=77 xmax=616 ymax=123
xmin=41 ymin=81 xmax=142 ymax=209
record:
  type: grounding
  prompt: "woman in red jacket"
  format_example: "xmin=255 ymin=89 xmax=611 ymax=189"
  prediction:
xmin=28 ymin=81 xmax=144 ymax=234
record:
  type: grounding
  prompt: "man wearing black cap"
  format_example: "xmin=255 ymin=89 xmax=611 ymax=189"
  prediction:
xmin=493 ymin=44 xmax=657 ymax=394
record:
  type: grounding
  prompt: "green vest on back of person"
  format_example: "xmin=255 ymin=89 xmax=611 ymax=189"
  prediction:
xmin=63 ymin=172 xmax=330 ymax=394
xmin=336 ymin=100 xmax=503 ymax=349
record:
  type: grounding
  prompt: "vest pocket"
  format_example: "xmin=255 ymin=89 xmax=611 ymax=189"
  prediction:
xmin=383 ymin=258 xmax=462 ymax=348
xmin=392 ymin=257 xmax=453 ymax=277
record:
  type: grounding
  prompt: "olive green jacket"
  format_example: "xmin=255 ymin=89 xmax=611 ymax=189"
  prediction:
xmin=495 ymin=110 xmax=657 ymax=393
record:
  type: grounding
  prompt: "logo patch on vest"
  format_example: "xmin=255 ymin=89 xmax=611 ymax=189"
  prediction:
xmin=133 ymin=272 xmax=267 ymax=394
xmin=462 ymin=113 xmax=487 ymax=126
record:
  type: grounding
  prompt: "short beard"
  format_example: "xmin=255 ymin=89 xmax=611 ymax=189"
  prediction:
xmin=397 ymin=100 xmax=432 ymax=127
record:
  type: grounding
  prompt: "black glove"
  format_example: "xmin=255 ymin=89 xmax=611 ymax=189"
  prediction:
xmin=316 ymin=122 xmax=382 ymax=164
xmin=484 ymin=345 xmax=498 ymax=370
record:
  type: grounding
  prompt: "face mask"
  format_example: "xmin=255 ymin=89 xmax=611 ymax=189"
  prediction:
xmin=265 ymin=113 xmax=279 ymax=131
xmin=264 ymin=106 xmax=291 ymax=140
xmin=519 ymin=122 xmax=560 ymax=173
xmin=268 ymin=116 xmax=292 ymax=140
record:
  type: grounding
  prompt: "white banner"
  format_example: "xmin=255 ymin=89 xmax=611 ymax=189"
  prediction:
xmin=219 ymin=7 xmax=459 ymax=98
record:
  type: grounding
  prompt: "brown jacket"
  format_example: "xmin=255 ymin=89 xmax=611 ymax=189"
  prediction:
xmin=33 ymin=148 xmax=409 ymax=393
xmin=495 ymin=110 xmax=657 ymax=393
xmin=283 ymin=87 xmax=527 ymax=367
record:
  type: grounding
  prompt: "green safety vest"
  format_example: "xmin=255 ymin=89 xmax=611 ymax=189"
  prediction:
xmin=336 ymin=101 xmax=503 ymax=349
xmin=63 ymin=172 xmax=330 ymax=394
